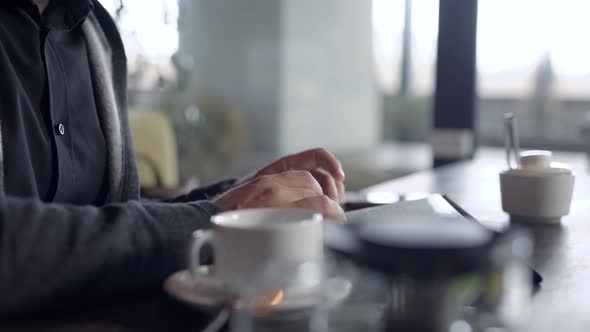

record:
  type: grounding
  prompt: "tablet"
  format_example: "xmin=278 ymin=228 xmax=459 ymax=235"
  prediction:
xmin=335 ymin=194 xmax=542 ymax=285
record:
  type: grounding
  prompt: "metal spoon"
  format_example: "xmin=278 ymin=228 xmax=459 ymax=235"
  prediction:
xmin=504 ymin=113 xmax=521 ymax=170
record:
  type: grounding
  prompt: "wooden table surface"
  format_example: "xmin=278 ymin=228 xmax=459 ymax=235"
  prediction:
xmin=366 ymin=148 xmax=590 ymax=331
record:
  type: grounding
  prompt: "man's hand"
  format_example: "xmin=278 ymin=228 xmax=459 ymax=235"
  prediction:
xmin=254 ymin=148 xmax=346 ymax=203
xmin=213 ymin=170 xmax=346 ymax=221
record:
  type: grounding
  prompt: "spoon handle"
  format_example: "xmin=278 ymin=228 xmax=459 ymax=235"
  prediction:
xmin=504 ymin=113 xmax=521 ymax=169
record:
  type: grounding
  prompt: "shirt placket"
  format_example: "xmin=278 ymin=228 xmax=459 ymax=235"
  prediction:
xmin=44 ymin=32 xmax=72 ymax=202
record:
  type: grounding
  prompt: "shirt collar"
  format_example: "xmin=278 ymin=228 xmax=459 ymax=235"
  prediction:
xmin=4 ymin=0 xmax=94 ymax=31
xmin=43 ymin=0 xmax=94 ymax=31
xmin=43 ymin=0 xmax=93 ymax=30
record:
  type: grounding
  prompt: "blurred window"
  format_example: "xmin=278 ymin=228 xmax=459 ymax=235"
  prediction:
xmin=374 ymin=0 xmax=589 ymax=149
xmin=372 ymin=0 xmax=438 ymax=96
xmin=372 ymin=0 xmax=404 ymax=94
xmin=477 ymin=0 xmax=590 ymax=150
xmin=100 ymin=0 xmax=179 ymax=90
xmin=372 ymin=0 xmax=438 ymax=142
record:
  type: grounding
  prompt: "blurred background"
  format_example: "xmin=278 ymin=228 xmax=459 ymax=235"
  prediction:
xmin=98 ymin=0 xmax=590 ymax=193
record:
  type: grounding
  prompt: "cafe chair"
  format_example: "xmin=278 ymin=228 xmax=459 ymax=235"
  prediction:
xmin=128 ymin=110 xmax=185 ymax=198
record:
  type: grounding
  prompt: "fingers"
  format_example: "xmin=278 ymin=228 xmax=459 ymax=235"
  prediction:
xmin=269 ymin=170 xmax=323 ymax=196
xmin=253 ymin=171 xmax=323 ymax=206
xmin=336 ymin=179 xmax=345 ymax=203
xmin=309 ymin=168 xmax=340 ymax=202
xmin=285 ymin=148 xmax=345 ymax=182
xmin=212 ymin=169 xmax=345 ymax=222
xmin=216 ymin=171 xmax=323 ymax=210
xmin=274 ymin=169 xmax=345 ymax=203
xmin=286 ymin=195 xmax=346 ymax=222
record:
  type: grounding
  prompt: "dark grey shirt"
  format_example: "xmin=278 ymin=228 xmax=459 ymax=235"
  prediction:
xmin=0 ymin=1 xmax=236 ymax=317
xmin=0 ymin=0 xmax=108 ymax=204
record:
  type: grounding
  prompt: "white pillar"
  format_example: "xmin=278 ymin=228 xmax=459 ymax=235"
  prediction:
xmin=279 ymin=0 xmax=381 ymax=153
xmin=179 ymin=0 xmax=380 ymax=155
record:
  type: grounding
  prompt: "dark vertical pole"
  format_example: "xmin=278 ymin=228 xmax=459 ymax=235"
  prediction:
xmin=433 ymin=0 xmax=478 ymax=167
xmin=399 ymin=0 xmax=412 ymax=96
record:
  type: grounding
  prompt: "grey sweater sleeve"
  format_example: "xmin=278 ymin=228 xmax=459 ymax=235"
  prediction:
xmin=0 ymin=196 xmax=221 ymax=317
xmin=168 ymin=171 xmax=258 ymax=203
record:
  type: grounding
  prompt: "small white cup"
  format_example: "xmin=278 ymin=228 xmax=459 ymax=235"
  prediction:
xmin=190 ymin=208 xmax=324 ymax=293
xmin=500 ymin=151 xmax=575 ymax=223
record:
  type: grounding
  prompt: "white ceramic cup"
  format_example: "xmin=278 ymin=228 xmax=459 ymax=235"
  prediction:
xmin=190 ymin=208 xmax=324 ymax=292
xmin=500 ymin=159 xmax=575 ymax=223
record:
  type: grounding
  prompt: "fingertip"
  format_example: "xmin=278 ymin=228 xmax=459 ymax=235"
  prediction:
xmin=335 ymin=158 xmax=345 ymax=177
xmin=338 ymin=205 xmax=347 ymax=223
xmin=339 ymin=167 xmax=346 ymax=180
xmin=327 ymin=200 xmax=346 ymax=223
xmin=331 ymin=159 xmax=345 ymax=181
xmin=313 ymin=148 xmax=344 ymax=179
xmin=337 ymin=182 xmax=345 ymax=203
xmin=318 ymin=195 xmax=345 ymax=222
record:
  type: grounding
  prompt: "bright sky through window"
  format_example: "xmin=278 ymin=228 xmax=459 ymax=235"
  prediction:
xmin=478 ymin=0 xmax=590 ymax=76
xmin=372 ymin=0 xmax=590 ymax=96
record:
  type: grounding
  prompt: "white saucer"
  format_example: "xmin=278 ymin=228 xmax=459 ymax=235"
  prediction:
xmin=163 ymin=266 xmax=352 ymax=314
